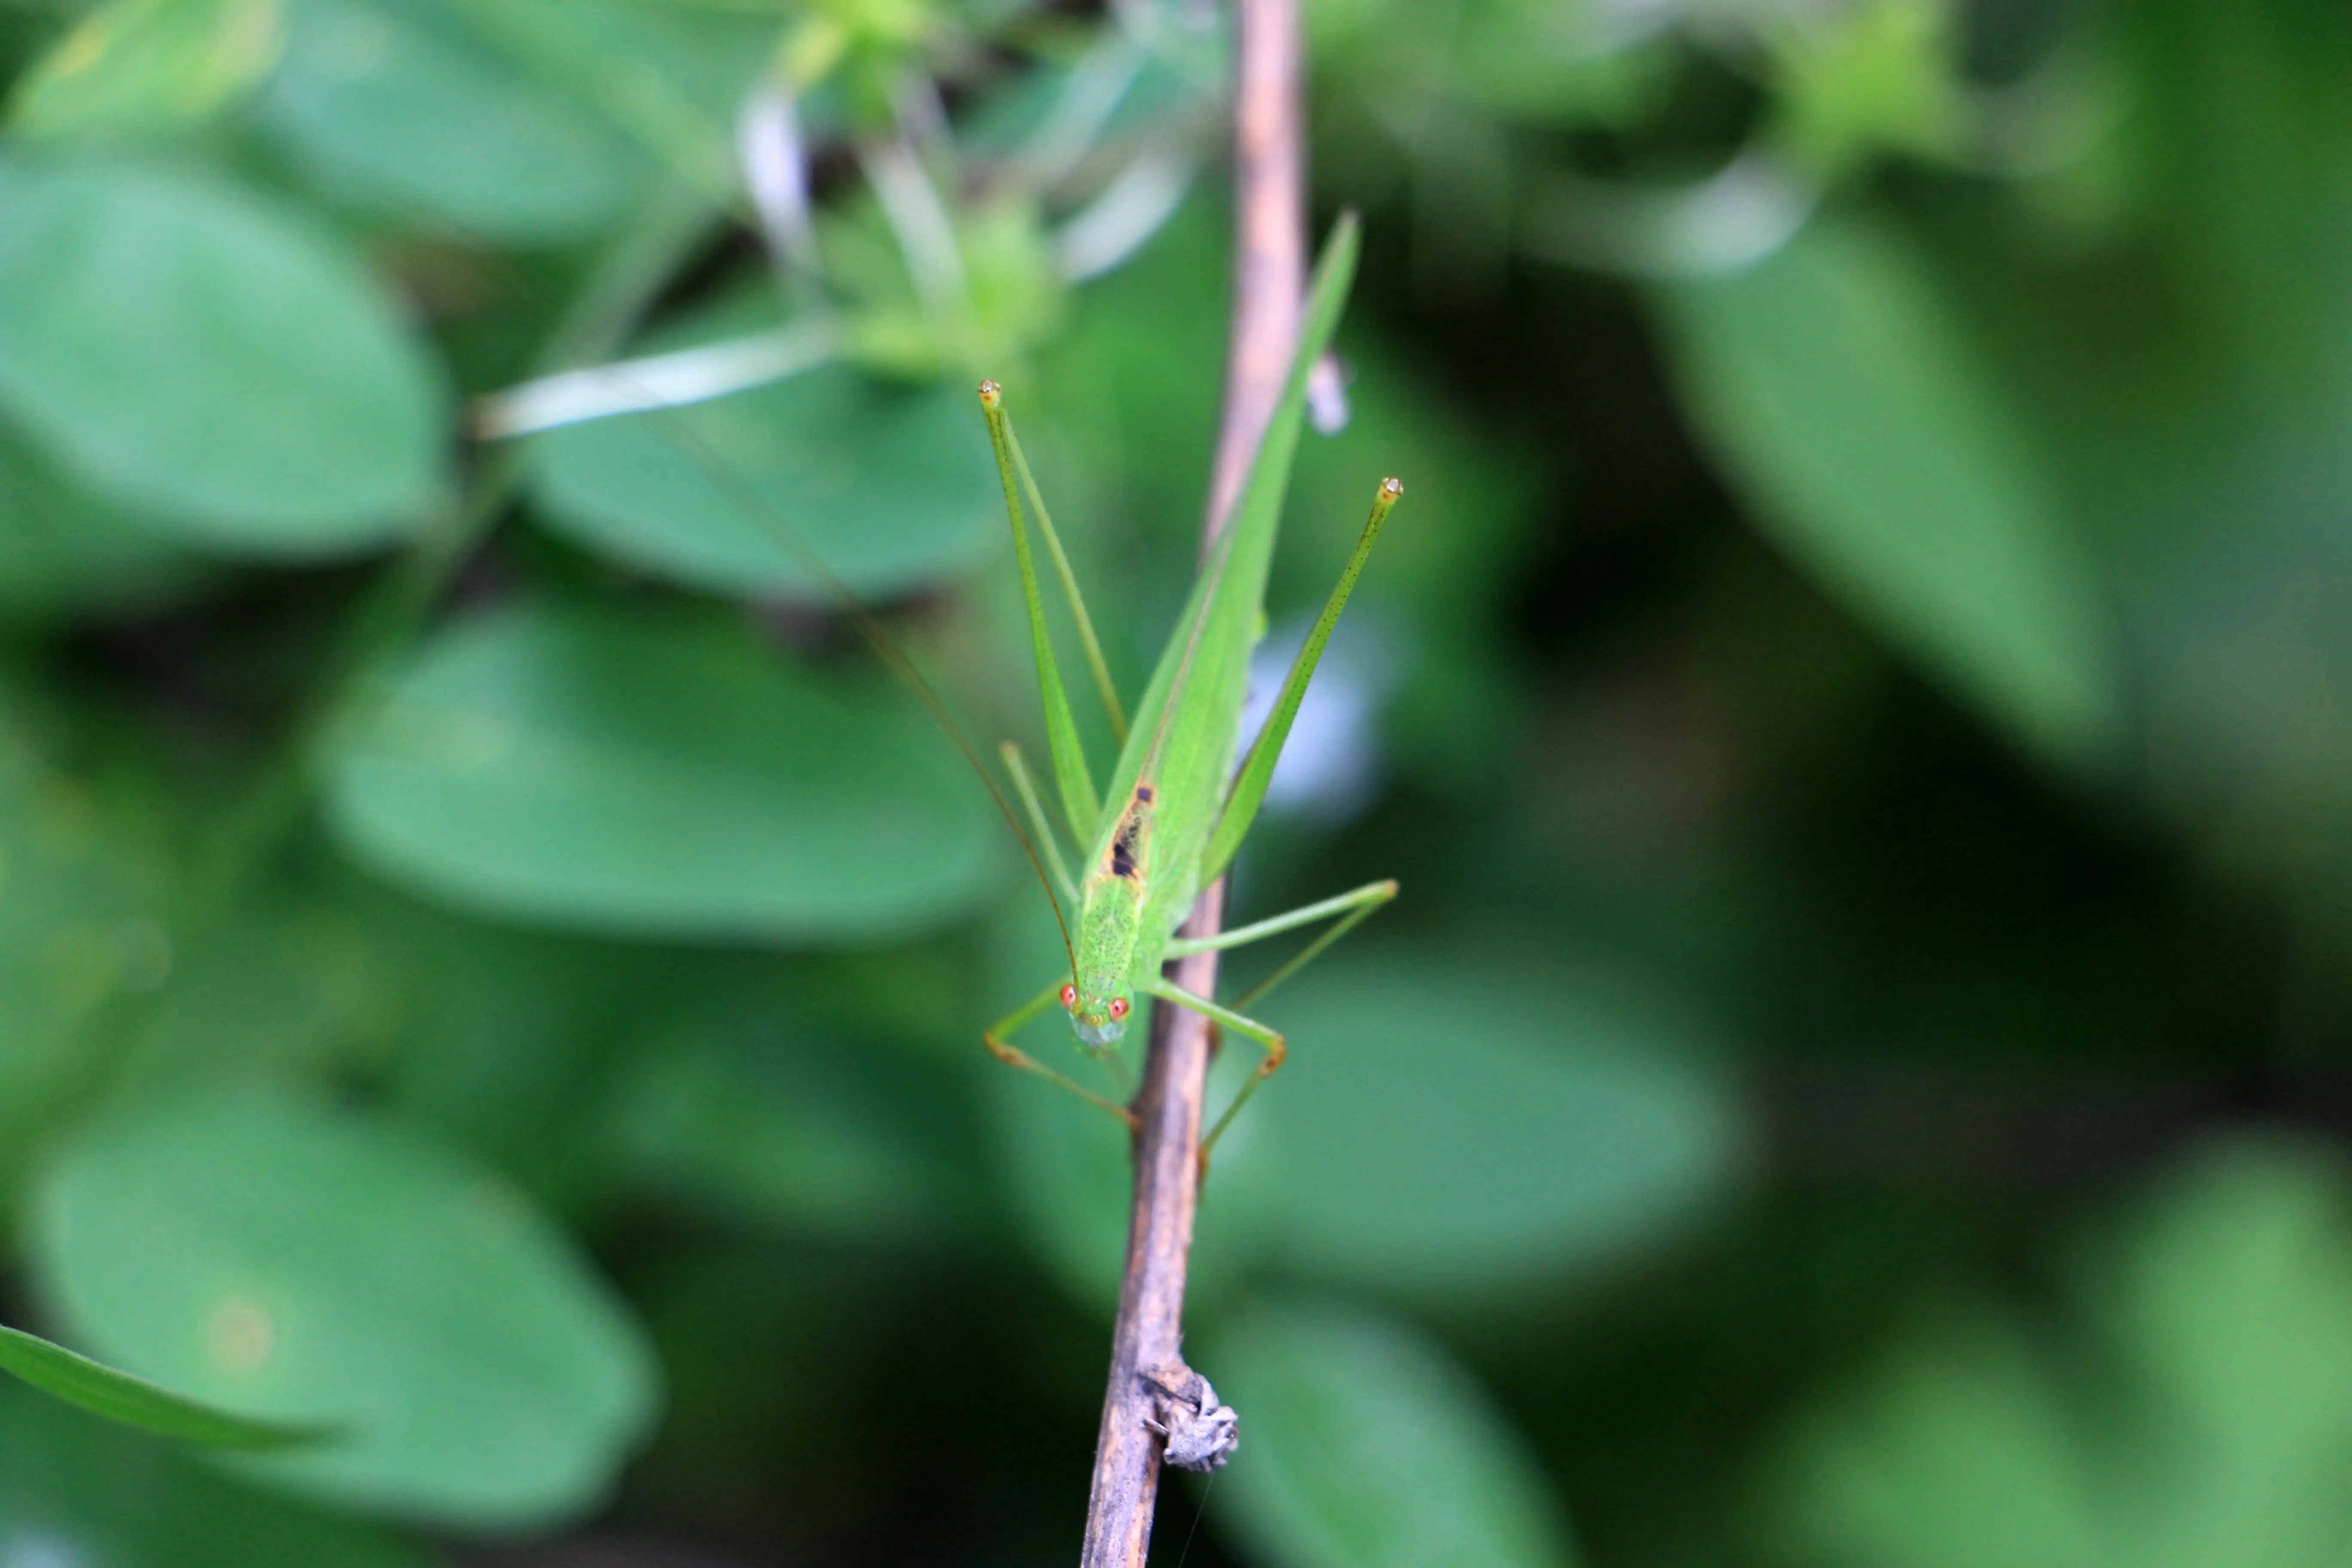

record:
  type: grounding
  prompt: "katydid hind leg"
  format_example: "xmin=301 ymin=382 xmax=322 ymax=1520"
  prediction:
xmin=1201 ymin=476 xmax=1403 ymax=884
xmin=979 ymin=381 xmax=1099 ymax=844
xmin=1224 ymin=878 xmax=1396 ymax=1014
xmin=1005 ymin=419 xmax=1128 ymax=748
xmin=1164 ymin=878 xmax=1396 ymax=962
xmin=999 ymin=741 xmax=1080 ymax=904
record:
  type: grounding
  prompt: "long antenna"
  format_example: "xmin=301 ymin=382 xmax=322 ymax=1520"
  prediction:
xmin=439 ymin=145 xmax=1094 ymax=976
xmin=533 ymin=389 xmax=1085 ymax=981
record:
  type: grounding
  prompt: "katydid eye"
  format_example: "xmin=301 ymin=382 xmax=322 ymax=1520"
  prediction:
xmin=1108 ymin=997 xmax=1129 ymax=1019
xmin=1060 ymin=984 xmax=1078 ymax=1009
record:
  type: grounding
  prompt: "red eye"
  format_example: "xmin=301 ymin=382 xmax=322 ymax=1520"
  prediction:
xmin=1060 ymin=984 xmax=1078 ymax=1009
xmin=1108 ymin=997 xmax=1129 ymax=1019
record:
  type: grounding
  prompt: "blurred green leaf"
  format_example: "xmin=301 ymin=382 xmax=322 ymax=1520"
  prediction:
xmin=982 ymin=936 xmax=1735 ymax=1310
xmin=827 ymin=194 xmax=1069 ymax=379
xmin=9 ymin=0 xmax=283 ymax=147
xmin=121 ymin=881 xmax=422 ymax=1102
xmin=1245 ymin=950 xmax=1743 ymax=1297
xmin=2131 ymin=4 xmax=2352 ymax=388
xmin=982 ymin=1047 xmax=1135 ymax=1308
xmin=1210 ymin=1299 xmax=1580 ymax=1568
xmin=415 ymin=0 xmax=779 ymax=205
xmin=605 ymin=1004 xmax=971 ymax=1243
xmin=1655 ymin=216 xmax=2118 ymax=769
xmin=530 ymin=327 xmax=1003 ymax=601
xmin=26 ymin=1086 xmax=659 ymax=1528
xmin=0 ymin=707 xmax=173 ymax=1176
xmin=0 ymin=1383 xmax=426 ymax=1568
xmin=0 ymin=428 xmax=200 ymax=619
xmin=0 ymin=1324 xmax=333 ymax=1451
xmin=362 ymin=886 xmax=678 ymax=1204
xmin=1764 ymin=1138 xmax=2352 ymax=1568
xmin=1306 ymin=0 xmax=1669 ymax=130
xmin=0 ymin=159 xmax=445 ymax=554
xmin=323 ymin=595 xmax=1002 ymax=942
xmin=261 ymin=0 xmax=650 ymax=242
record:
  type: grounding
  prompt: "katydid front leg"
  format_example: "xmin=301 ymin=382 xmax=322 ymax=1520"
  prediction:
xmin=983 ymin=980 xmax=1139 ymax=1130
xmin=984 ymin=876 xmax=1396 ymax=1141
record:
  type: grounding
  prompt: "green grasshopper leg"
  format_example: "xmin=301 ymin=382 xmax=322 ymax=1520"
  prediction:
xmin=1140 ymin=977 xmax=1285 ymax=1157
xmin=983 ymin=980 xmax=1140 ymax=1130
xmin=1200 ymin=477 xmax=1402 ymax=885
xmin=998 ymin=741 xmax=1079 ymax=904
xmin=1152 ymin=876 xmax=1399 ymax=1154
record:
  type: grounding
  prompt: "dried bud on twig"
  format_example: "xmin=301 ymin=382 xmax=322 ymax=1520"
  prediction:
xmin=1143 ymin=1363 xmax=1240 ymax=1472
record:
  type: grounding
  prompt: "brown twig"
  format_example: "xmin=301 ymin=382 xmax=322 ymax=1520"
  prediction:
xmin=1077 ymin=0 xmax=1304 ymax=1562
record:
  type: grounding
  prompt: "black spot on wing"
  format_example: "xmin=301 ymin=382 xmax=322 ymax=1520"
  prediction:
xmin=1109 ymin=794 xmax=1148 ymax=883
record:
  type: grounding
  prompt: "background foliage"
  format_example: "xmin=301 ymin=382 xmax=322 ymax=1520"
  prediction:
xmin=0 ymin=0 xmax=2347 ymax=1562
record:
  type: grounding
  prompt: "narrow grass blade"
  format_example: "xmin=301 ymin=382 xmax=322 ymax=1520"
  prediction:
xmin=0 ymin=1323 xmax=337 ymax=1450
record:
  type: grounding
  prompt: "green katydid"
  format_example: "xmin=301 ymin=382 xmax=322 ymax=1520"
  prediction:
xmin=971 ymin=211 xmax=1403 ymax=1151
xmin=482 ymin=210 xmax=1399 ymax=1154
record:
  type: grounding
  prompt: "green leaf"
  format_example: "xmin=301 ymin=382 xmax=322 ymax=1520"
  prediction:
xmin=0 ymin=158 xmax=445 ymax=554
xmin=983 ymin=1050 xmax=1138 ymax=1308
xmin=0 ymin=1382 xmax=426 ymax=1568
xmin=323 ymin=595 xmax=1002 ymax=943
xmin=606 ymin=1004 xmax=973 ymax=1244
xmin=9 ymin=0 xmax=284 ymax=147
xmin=261 ymin=0 xmax=650 ymax=243
xmin=1243 ymin=950 xmax=1744 ymax=1297
xmin=362 ymin=885 xmax=684 ymax=1204
xmin=0 ymin=704 xmax=175 ymax=1177
xmin=530 ymin=315 xmax=1001 ymax=600
xmin=1763 ymin=1138 xmax=2352 ymax=1568
xmin=1654 ymin=216 xmax=2118 ymax=769
xmin=0 ymin=427 xmax=201 ymax=619
xmin=437 ymin=0 xmax=778 ymax=199
xmin=1210 ymin=1300 xmax=1580 ymax=1568
xmin=25 ymin=1087 xmax=659 ymax=1528
xmin=0 ymin=1325 xmax=331 ymax=1451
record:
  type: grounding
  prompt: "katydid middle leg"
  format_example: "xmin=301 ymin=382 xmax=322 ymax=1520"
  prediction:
xmin=1141 ymin=976 xmax=1285 ymax=1158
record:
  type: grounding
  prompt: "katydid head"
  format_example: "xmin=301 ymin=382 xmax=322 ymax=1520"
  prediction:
xmin=1060 ymin=980 xmax=1130 ymax=1047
